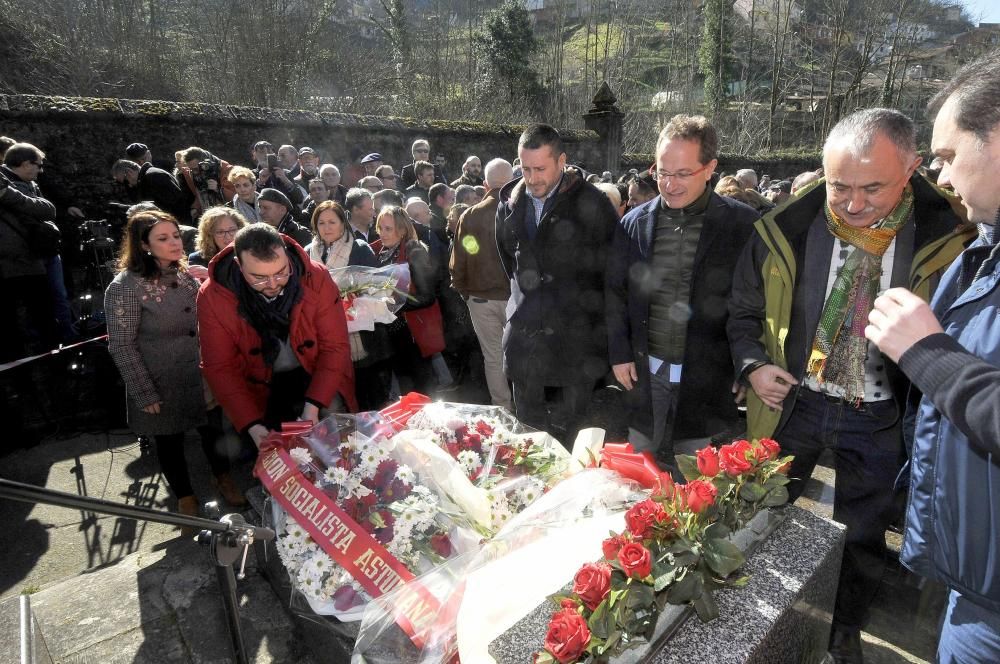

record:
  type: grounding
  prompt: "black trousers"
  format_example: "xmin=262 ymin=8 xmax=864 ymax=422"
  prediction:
xmin=0 ymin=274 xmax=57 ymax=362
xmin=512 ymin=379 xmax=595 ymax=449
xmin=154 ymin=407 xmax=233 ymax=499
xmin=387 ymin=319 xmax=435 ymax=395
xmin=777 ymin=388 xmax=903 ymax=631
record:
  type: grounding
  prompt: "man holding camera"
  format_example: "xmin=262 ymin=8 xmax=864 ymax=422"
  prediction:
xmin=254 ymin=145 xmax=307 ymax=209
xmin=292 ymin=147 xmax=321 ymax=193
xmin=178 ymin=147 xmax=235 ymax=220
xmin=111 ymin=159 xmax=190 ymax=224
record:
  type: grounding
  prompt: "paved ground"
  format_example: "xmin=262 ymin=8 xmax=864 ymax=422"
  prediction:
xmin=0 ymin=409 xmax=947 ymax=663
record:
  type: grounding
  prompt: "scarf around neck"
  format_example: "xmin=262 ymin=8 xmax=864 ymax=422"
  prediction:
xmin=229 ymin=248 xmax=305 ymax=367
xmin=806 ymin=185 xmax=914 ymax=401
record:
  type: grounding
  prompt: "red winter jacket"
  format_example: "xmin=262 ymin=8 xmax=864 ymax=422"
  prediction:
xmin=197 ymin=236 xmax=357 ymax=432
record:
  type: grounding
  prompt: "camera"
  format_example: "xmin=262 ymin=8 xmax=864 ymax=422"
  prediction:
xmin=198 ymin=159 xmax=220 ymax=182
xmin=266 ymin=153 xmax=279 ymax=170
xmin=78 ymin=219 xmax=113 ymax=247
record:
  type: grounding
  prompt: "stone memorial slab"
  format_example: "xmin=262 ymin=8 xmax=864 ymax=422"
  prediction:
xmin=490 ymin=505 xmax=843 ymax=664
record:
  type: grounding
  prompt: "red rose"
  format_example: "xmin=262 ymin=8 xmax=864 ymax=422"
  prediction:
xmin=560 ymin=598 xmax=577 ymax=609
xmin=430 ymin=532 xmax=453 ymax=557
xmin=758 ymin=437 xmax=781 ymax=461
xmin=625 ymin=499 xmax=667 ymax=539
xmin=572 ymin=562 xmax=612 ymax=611
xmin=601 ymin=533 xmax=630 ymax=560
xmin=476 ymin=420 xmax=495 ymax=437
xmin=719 ymin=439 xmax=754 ymax=476
xmin=617 ymin=542 xmax=652 ymax=579
xmin=544 ymin=608 xmax=591 ymax=663
xmin=696 ymin=446 xmax=721 ymax=477
xmin=684 ymin=480 xmax=718 ymax=514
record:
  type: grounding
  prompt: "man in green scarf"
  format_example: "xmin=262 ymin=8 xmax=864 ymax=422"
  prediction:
xmin=728 ymin=108 xmax=973 ymax=664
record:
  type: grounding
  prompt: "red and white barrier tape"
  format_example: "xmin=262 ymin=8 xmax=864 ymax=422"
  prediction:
xmin=0 ymin=335 xmax=108 ymax=373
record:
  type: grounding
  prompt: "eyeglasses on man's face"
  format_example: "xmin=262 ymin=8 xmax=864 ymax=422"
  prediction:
xmin=651 ymin=162 xmax=711 ymax=182
xmin=241 ymin=260 xmax=291 ymax=289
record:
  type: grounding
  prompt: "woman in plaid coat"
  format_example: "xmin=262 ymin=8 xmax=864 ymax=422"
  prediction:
xmin=105 ymin=210 xmax=240 ymax=524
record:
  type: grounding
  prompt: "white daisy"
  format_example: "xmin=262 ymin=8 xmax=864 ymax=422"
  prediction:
xmin=324 ymin=466 xmax=350 ymax=486
xmin=515 ymin=478 xmax=545 ymax=507
xmin=395 ymin=464 xmax=416 ymax=485
xmin=457 ymin=450 xmax=482 ymax=474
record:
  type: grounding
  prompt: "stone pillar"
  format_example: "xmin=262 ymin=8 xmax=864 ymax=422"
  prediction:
xmin=581 ymin=81 xmax=625 ymax=175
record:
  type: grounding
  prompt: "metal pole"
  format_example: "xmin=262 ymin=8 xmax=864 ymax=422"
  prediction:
xmin=0 ymin=478 xmax=273 ymax=664
xmin=20 ymin=594 xmax=33 ymax=664
xmin=215 ymin=562 xmax=249 ymax=664
xmin=0 ymin=478 xmax=228 ymax=533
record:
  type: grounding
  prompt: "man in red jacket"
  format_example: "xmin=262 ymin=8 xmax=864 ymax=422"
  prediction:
xmin=197 ymin=223 xmax=356 ymax=447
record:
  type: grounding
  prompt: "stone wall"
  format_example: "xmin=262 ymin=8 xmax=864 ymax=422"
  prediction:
xmin=0 ymin=95 xmax=603 ymax=217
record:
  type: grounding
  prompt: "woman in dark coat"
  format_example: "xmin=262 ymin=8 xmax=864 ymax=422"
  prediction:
xmin=370 ymin=205 xmax=444 ymax=395
xmin=188 ymin=206 xmax=248 ymax=267
xmin=105 ymin=210 xmax=242 ymax=527
xmin=305 ymin=201 xmax=392 ymax=410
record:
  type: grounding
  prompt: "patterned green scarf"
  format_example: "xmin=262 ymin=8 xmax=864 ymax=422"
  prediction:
xmin=806 ymin=185 xmax=914 ymax=401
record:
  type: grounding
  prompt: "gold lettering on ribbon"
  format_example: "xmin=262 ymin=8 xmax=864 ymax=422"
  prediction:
xmin=261 ymin=450 xmax=290 ymax=483
xmin=394 ymin=585 xmax=438 ymax=634
xmin=353 ymin=548 xmax=405 ymax=594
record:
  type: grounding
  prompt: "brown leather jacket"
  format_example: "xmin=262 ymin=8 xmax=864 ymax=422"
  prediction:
xmin=449 ymin=190 xmax=510 ymax=301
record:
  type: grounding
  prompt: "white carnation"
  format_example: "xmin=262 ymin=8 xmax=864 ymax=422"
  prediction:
xmin=289 ymin=447 xmax=313 ymax=466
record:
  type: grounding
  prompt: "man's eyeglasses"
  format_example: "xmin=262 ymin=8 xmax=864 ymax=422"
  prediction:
xmin=241 ymin=261 xmax=291 ymax=289
xmin=652 ymin=163 xmax=711 ymax=182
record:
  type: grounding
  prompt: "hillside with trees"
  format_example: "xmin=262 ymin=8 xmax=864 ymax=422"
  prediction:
xmin=1 ymin=0 xmax=995 ymax=153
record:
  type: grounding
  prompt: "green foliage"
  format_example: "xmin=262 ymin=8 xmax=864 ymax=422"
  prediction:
xmin=698 ymin=0 xmax=729 ymax=118
xmin=702 ymin=537 xmax=745 ymax=577
xmin=676 ymin=454 xmax=701 ymax=482
xmin=476 ymin=0 xmax=546 ymax=116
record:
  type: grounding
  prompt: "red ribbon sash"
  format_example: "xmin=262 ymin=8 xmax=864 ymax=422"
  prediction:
xmin=255 ymin=434 xmax=442 ymax=650
xmin=601 ymin=442 xmax=673 ymax=493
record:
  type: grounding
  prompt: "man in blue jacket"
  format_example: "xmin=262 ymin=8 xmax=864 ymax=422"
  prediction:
xmin=866 ymin=49 xmax=1000 ymax=663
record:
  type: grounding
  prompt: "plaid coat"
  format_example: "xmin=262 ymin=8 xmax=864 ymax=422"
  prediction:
xmin=105 ymin=269 xmax=207 ymax=435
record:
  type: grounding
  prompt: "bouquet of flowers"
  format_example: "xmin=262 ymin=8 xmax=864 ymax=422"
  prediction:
xmin=534 ymin=438 xmax=792 ymax=664
xmin=392 ymin=402 xmax=574 ymax=535
xmin=260 ymin=412 xmax=481 ymax=623
xmin=329 ymin=263 xmax=411 ymax=332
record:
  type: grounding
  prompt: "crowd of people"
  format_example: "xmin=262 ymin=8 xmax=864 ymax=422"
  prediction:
xmin=2 ymin=47 xmax=999 ymax=663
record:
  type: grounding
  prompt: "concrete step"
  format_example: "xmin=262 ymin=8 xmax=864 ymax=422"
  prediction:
xmin=11 ymin=538 xmax=316 ymax=664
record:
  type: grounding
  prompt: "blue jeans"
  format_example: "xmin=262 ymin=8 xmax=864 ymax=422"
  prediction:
xmin=44 ymin=254 xmax=76 ymax=342
xmin=938 ymin=590 xmax=1000 ymax=663
xmin=777 ymin=387 xmax=903 ymax=630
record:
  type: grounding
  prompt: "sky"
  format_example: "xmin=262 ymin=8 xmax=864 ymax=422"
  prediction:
xmin=963 ymin=0 xmax=1000 ymax=24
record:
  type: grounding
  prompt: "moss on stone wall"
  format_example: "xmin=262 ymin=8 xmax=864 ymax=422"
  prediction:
xmin=0 ymin=94 xmax=600 ymax=142
xmin=0 ymin=94 xmax=605 ymax=214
